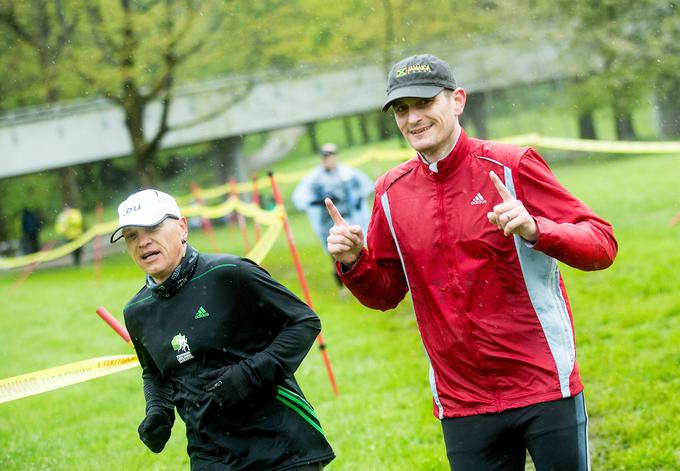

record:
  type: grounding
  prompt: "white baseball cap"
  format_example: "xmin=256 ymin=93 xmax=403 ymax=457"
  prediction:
xmin=110 ymin=189 xmax=181 ymax=243
xmin=320 ymin=143 xmax=338 ymax=157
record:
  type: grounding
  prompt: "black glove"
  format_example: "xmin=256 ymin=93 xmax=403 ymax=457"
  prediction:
xmin=200 ymin=363 xmax=254 ymax=408
xmin=138 ymin=408 xmax=173 ymax=453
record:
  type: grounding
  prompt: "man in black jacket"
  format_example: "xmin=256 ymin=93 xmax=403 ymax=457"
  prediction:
xmin=111 ymin=189 xmax=335 ymax=470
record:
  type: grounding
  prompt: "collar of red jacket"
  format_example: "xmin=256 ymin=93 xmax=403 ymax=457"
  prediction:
xmin=416 ymin=127 xmax=471 ymax=178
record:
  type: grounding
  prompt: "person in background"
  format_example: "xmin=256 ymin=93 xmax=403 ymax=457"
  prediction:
xmin=21 ymin=207 xmax=42 ymax=254
xmin=325 ymin=53 xmax=617 ymax=471
xmin=55 ymin=204 xmax=84 ymax=266
xmin=111 ymin=189 xmax=334 ymax=470
xmin=292 ymin=143 xmax=374 ymax=295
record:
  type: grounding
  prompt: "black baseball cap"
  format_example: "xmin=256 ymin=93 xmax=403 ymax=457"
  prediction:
xmin=382 ymin=54 xmax=457 ymax=112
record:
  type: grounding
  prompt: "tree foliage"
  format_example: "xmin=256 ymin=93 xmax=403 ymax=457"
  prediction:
xmin=71 ymin=0 xmax=250 ymax=187
xmin=2 ymin=0 xmax=679 ymax=242
xmin=0 ymin=1 xmax=81 ymax=108
xmin=520 ymin=0 xmax=680 ymax=138
xmin=0 ymin=1 xmax=84 ymax=206
xmin=642 ymin=2 xmax=680 ymax=136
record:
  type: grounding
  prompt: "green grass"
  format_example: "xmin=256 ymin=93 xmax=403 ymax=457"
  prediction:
xmin=1 ymin=149 xmax=680 ymax=470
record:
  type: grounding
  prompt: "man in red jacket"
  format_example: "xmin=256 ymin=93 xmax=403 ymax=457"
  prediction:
xmin=325 ymin=54 xmax=617 ymax=470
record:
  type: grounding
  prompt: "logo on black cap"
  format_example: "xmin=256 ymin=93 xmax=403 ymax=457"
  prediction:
xmin=395 ymin=64 xmax=432 ymax=78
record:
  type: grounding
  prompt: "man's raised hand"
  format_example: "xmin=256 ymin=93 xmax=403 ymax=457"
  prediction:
xmin=325 ymin=198 xmax=364 ymax=266
xmin=486 ymin=171 xmax=538 ymax=242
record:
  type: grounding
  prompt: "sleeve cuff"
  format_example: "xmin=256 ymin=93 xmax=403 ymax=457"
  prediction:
xmin=531 ymin=216 xmax=556 ymax=251
xmin=336 ymin=249 xmax=368 ymax=278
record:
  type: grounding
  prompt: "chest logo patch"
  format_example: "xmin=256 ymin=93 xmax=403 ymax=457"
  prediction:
xmin=195 ymin=306 xmax=210 ymax=319
xmin=171 ymin=333 xmax=195 ymax=363
xmin=470 ymin=192 xmax=487 ymax=205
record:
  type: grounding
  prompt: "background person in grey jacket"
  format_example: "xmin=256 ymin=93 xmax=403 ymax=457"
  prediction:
xmin=292 ymin=143 xmax=374 ymax=293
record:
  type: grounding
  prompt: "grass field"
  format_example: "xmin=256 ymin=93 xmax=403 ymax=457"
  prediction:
xmin=1 ymin=147 xmax=679 ymax=470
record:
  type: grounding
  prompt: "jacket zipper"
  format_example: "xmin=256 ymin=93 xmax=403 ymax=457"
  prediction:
xmin=436 ymin=171 xmax=503 ymax=411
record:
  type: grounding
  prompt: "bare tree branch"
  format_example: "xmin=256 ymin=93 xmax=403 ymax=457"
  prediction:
xmin=74 ymin=66 xmax=123 ymax=105
xmin=168 ymin=82 xmax=254 ymax=132
xmin=0 ymin=4 xmax=37 ymax=47
xmin=144 ymin=88 xmax=173 ymax=153
xmin=164 ymin=0 xmax=196 ymax=51
xmin=173 ymin=5 xmax=227 ymax=64
xmin=84 ymin=2 xmax=120 ymax=66
xmin=53 ymin=0 xmax=78 ymax=58
xmin=140 ymin=0 xmax=177 ymax=101
xmin=32 ymin=0 xmax=52 ymax=62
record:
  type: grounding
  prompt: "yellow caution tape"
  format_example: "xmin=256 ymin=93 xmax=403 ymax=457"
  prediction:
xmin=184 ymin=197 xmax=283 ymax=226
xmin=0 ymin=200 xmax=282 ymax=270
xmin=173 ymin=134 xmax=680 ymax=203
xmin=498 ymin=133 xmax=680 ymax=154
xmin=5 ymin=134 xmax=678 ymax=270
xmin=0 ymin=354 xmax=139 ymax=404
xmin=0 ymin=220 xmax=119 ymax=269
xmin=246 ymin=219 xmax=284 ymax=265
xmin=177 ymin=170 xmax=313 ymax=204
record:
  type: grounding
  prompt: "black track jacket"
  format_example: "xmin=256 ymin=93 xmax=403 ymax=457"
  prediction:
xmin=124 ymin=250 xmax=335 ymax=470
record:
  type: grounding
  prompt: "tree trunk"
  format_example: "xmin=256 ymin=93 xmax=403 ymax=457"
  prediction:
xmin=578 ymin=111 xmax=597 ymax=139
xmin=358 ymin=114 xmax=371 ymax=143
xmin=376 ymin=112 xmax=395 ymax=140
xmin=613 ymin=105 xmax=637 ymax=140
xmin=56 ymin=167 xmax=81 ymax=207
xmin=135 ymin=148 xmax=159 ymax=188
xmin=464 ymin=92 xmax=488 ymax=139
xmin=342 ymin=117 xmax=355 ymax=146
xmin=212 ymin=135 xmax=246 ymax=183
xmin=656 ymin=79 xmax=680 ymax=137
xmin=305 ymin=122 xmax=319 ymax=154
xmin=123 ymin=90 xmax=159 ymax=187
xmin=0 ymin=190 xmax=7 ymax=244
xmin=34 ymin=1 xmax=82 ymax=207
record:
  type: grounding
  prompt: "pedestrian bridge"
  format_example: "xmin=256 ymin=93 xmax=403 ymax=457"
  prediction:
xmin=0 ymin=39 xmax=567 ymax=179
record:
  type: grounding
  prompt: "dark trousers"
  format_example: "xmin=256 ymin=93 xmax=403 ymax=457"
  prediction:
xmin=329 ymin=255 xmax=343 ymax=287
xmin=442 ymin=393 xmax=589 ymax=471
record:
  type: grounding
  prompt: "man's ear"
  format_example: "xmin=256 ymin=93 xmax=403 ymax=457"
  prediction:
xmin=178 ymin=217 xmax=189 ymax=243
xmin=453 ymin=88 xmax=466 ymax=116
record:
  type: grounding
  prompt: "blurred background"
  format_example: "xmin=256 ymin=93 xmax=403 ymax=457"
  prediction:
xmin=1 ymin=0 xmax=678 ymax=250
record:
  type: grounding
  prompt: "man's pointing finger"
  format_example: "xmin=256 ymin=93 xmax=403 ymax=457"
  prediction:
xmin=489 ymin=171 xmax=514 ymax=203
xmin=325 ymin=198 xmax=348 ymax=226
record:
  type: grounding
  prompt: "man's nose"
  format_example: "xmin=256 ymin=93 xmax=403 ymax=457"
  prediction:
xmin=407 ymin=108 xmax=422 ymax=123
xmin=138 ymin=232 xmax=152 ymax=246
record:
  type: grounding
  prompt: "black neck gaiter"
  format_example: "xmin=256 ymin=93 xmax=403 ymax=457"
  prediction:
xmin=146 ymin=244 xmax=199 ymax=298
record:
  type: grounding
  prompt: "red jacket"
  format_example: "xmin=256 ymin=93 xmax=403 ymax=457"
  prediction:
xmin=340 ymin=129 xmax=617 ymax=419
